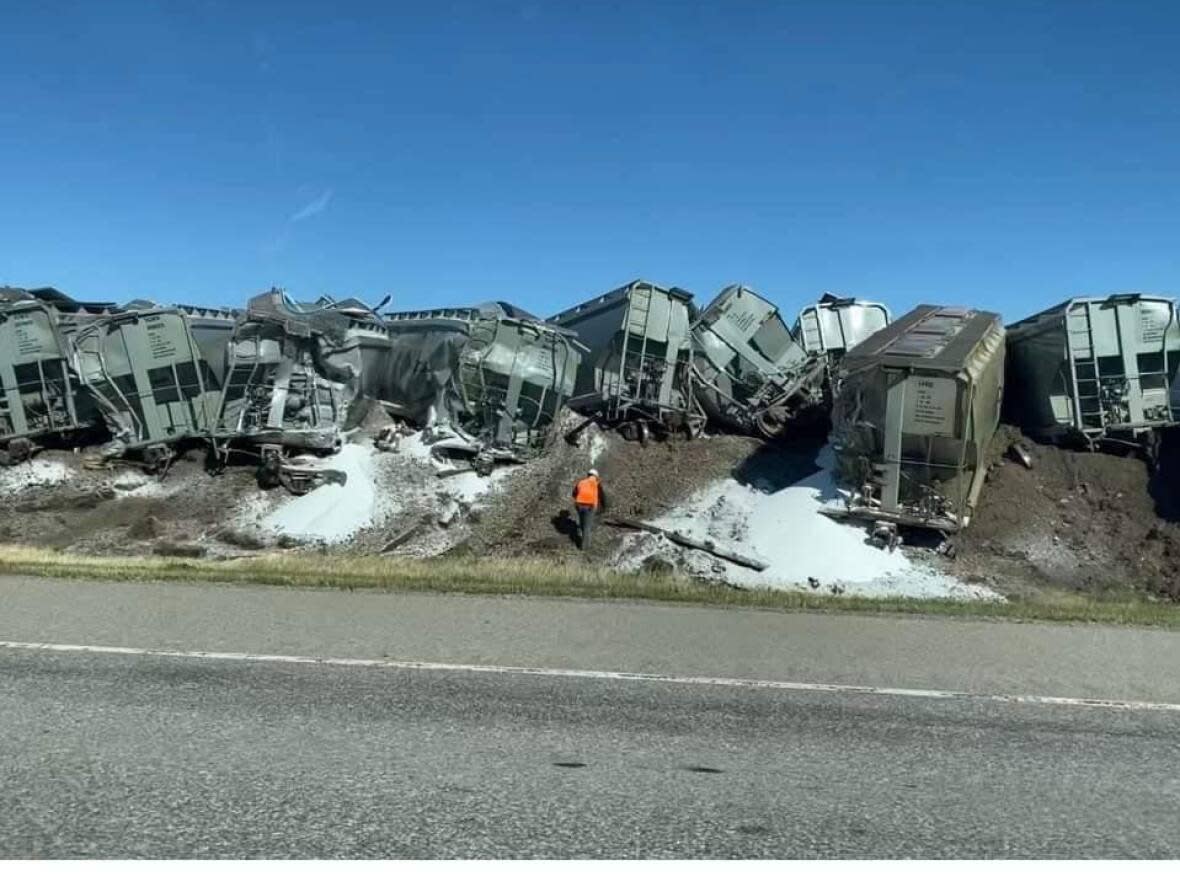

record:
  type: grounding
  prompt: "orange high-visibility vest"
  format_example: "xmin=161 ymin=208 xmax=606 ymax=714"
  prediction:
xmin=574 ymin=476 xmax=600 ymax=507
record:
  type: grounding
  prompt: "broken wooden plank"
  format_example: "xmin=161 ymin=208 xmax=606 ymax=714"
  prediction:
xmin=604 ymin=516 xmax=768 ymax=571
xmin=562 ymin=416 xmax=598 ymax=445
xmin=436 ymin=466 xmax=477 ymax=479
xmin=379 ymin=524 xmax=423 ymax=554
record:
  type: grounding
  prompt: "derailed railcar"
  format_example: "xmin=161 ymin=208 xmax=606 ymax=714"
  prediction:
xmin=212 ymin=289 xmax=362 ymax=456
xmin=690 ymin=287 xmax=895 ymax=438
xmin=826 ymin=305 xmax=1005 ymax=534
xmin=0 ymin=288 xmax=98 ymax=461
xmin=383 ymin=302 xmax=584 ymax=460
xmin=1005 ymin=294 xmax=1180 ymax=454
xmin=547 ymin=280 xmax=703 ymax=440
xmin=72 ymin=301 xmax=232 ymax=469
xmin=691 ymin=285 xmax=827 ymax=438
xmin=795 ymin=293 xmax=892 ymax=357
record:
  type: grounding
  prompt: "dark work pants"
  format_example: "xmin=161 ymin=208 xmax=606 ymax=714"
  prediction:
xmin=576 ymin=504 xmax=595 ymax=550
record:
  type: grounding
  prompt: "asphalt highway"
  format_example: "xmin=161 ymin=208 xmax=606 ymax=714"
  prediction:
xmin=1 ymin=576 xmax=1178 ymax=858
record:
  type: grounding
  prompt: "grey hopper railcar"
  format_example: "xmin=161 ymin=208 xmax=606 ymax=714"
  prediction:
xmin=1004 ymin=294 xmax=1180 ymax=454
xmin=72 ymin=301 xmax=232 ymax=469
xmin=547 ymin=280 xmax=703 ymax=440
xmin=0 ymin=288 xmax=100 ymax=461
xmin=826 ymin=304 xmax=1005 ymax=533
xmin=383 ymin=302 xmax=584 ymax=459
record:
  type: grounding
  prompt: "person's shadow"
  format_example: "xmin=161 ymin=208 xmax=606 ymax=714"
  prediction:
xmin=551 ymin=509 xmax=580 ymax=546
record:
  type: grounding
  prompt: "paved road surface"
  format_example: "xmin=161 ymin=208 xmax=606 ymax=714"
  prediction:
xmin=1 ymin=576 xmax=1178 ymax=858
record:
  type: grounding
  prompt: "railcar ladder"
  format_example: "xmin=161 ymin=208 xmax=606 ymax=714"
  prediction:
xmin=464 ymin=318 xmax=499 ymax=406
xmin=1066 ymin=304 xmax=1105 ymax=433
xmin=620 ymin=286 xmax=653 ymax=407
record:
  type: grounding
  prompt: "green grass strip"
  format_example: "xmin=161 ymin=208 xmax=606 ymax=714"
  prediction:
xmin=0 ymin=544 xmax=1175 ymax=629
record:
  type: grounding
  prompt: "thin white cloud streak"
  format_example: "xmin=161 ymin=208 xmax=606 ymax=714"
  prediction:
xmin=290 ymin=188 xmax=333 ymax=223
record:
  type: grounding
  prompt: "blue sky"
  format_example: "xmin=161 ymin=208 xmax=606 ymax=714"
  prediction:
xmin=1 ymin=0 xmax=1177 ymax=321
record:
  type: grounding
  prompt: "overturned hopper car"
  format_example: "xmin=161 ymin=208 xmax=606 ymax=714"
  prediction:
xmin=826 ymin=305 xmax=1005 ymax=533
xmin=795 ymin=294 xmax=892 ymax=357
xmin=0 ymin=287 xmax=99 ymax=462
xmin=383 ymin=302 xmax=584 ymax=459
xmin=213 ymin=289 xmax=369 ymax=456
xmin=691 ymin=287 xmax=894 ymax=438
xmin=548 ymin=280 xmax=703 ymax=440
xmin=72 ymin=302 xmax=236 ymax=469
xmin=1005 ymin=294 xmax=1180 ymax=454
xmin=690 ymin=285 xmax=827 ymax=438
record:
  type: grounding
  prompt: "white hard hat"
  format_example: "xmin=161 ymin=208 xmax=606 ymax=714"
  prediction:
xmin=588 ymin=468 xmax=599 ymax=477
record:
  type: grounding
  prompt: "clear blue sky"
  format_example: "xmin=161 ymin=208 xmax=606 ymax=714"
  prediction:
xmin=2 ymin=0 xmax=1177 ymax=321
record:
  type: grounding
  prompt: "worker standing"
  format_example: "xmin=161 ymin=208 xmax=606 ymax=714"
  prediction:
xmin=572 ymin=467 xmax=607 ymax=550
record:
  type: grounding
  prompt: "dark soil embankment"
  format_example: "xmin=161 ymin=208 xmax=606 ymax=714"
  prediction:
xmin=0 ymin=449 xmax=262 ymax=557
xmin=951 ymin=427 xmax=1180 ymax=600
xmin=465 ymin=412 xmax=762 ymax=563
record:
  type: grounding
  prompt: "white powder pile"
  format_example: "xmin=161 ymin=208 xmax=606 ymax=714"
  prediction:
xmin=614 ymin=446 xmax=1000 ymax=601
xmin=0 ymin=459 xmax=75 ymax=495
xmin=262 ymin=444 xmax=392 ymax=543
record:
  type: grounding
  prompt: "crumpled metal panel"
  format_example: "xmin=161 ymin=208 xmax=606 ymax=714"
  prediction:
xmin=314 ymin=298 xmax=393 ymax=403
xmin=383 ymin=302 xmax=583 ymax=457
xmin=212 ymin=289 xmax=376 ymax=453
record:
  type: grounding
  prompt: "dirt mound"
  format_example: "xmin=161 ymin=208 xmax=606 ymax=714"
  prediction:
xmin=950 ymin=426 xmax=1180 ymax=600
xmin=0 ymin=447 xmax=262 ymax=558
xmin=4 ymin=411 xmax=1179 ymax=604
xmin=464 ymin=411 xmax=762 ymax=563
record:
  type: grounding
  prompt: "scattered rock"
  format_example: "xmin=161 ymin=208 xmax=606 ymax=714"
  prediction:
xmin=1008 ymin=442 xmax=1034 ymax=469
xmin=127 ymin=515 xmax=162 ymax=540
xmin=151 ymin=541 xmax=206 ymax=558
xmin=66 ymin=488 xmax=117 ymax=510
xmin=216 ymin=528 xmax=267 ymax=550
xmin=437 ymin=498 xmax=462 ymax=527
xmin=640 ymin=555 xmax=676 ymax=576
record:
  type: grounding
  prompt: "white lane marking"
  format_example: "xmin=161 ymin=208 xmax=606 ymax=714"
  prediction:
xmin=2 ymin=638 xmax=1179 ymax=713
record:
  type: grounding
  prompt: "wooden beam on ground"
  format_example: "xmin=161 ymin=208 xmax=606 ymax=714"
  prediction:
xmin=604 ymin=517 xmax=768 ymax=572
xmin=379 ymin=524 xmax=423 ymax=554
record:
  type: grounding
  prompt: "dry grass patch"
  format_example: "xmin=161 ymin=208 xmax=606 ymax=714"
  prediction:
xmin=0 ymin=544 xmax=1176 ymax=628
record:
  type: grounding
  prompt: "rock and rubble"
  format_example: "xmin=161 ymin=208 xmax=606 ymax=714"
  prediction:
xmin=0 ymin=406 xmax=1178 ymax=602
